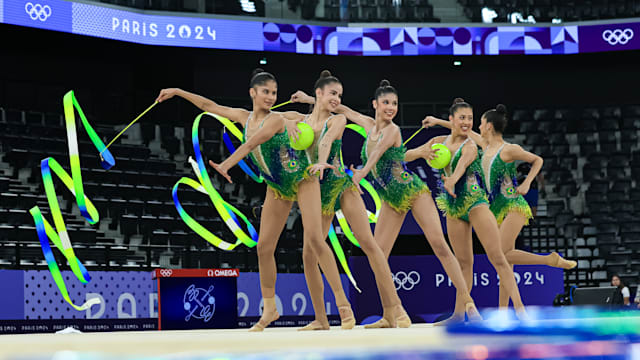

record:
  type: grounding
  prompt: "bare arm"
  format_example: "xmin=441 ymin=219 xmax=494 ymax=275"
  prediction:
xmin=501 ymin=144 xmax=543 ymax=195
xmin=624 ymin=287 xmax=631 ymax=306
xmin=349 ymin=125 xmax=399 ymax=193
xmin=290 ymin=90 xmax=315 ymax=105
xmin=210 ymin=115 xmax=284 ymax=182
xmin=290 ymin=89 xmax=375 ymax=132
xmin=317 ymin=115 xmax=346 ymax=165
xmin=334 ymin=104 xmax=376 ymax=133
xmin=358 ymin=125 xmax=399 ymax=179
xmin=156 ymin=88 xmax=250 ymax=126
xmin=308 ymin=116 xmax=346 ymax=179
xmin=279 ymin=111 xmax=306 ymax=121
xmin=423 ymin=116 xmax=486 ymax=148
xmin=405 ymin=136 xmax=443 ymax=162
xmin=448 ymin=141 xmax=477 ymax=184
xmin=280 ymin=111 xmax=306 ymax=141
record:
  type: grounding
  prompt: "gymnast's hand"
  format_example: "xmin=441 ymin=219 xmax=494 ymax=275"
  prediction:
xmin=422 ymin=116 xmax=439 ymax=129
xmin=423 ymin=144 xmax=439 ymax=161
xmin=516 ymin=182 xmax=530 ymax=196
xmin=309 ymin=163 xmax=336 ymax=180
xmin=349 ymin=165 xmax=364 ymax=195
xmin=209 ymin=160 xmax=232 ymax=183
xmin=285 ymin=119 xmax=301 ymax=142
xmin=156 ymin=88 xmax=179 ymax=103
xmin=441 ymin=174 xmax=456 ymax=198
xmin=290 ymin=90 xmax=314 ymax=104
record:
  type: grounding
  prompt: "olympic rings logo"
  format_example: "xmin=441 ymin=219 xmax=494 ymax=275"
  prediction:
xmin=25 ymin=2 xmax=52 ymax=21
xmin=159 ymin=269 xmax=173 ymax=277
xmin=393 ymin=271 xmax=421 ymax=291
xmin=602 ymin=28 xmax=634 ymax=45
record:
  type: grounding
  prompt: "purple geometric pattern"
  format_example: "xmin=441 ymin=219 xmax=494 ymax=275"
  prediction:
xmin=262 ymin=23 xmax=586 ymax=56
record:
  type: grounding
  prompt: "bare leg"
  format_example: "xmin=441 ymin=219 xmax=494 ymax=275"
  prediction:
xmin=297 ymin=178 xmax=354 ymax=329
xmin=469 ymin=205 xmax=526 ymax=317
xmin=499 ymin=212 xmax=576 ymax=308
xmin=250 ymin=187 xmax=293 ymax=331
xmin=411 ymin=195 xmax=480 ymax=323
xmin=299 ymin=215 xmax=332 ymax=331
xmin=361 ymin=202 xmax=406 ymax=328
xmin=373 ymin=202 xmax=406 ymax=258
xmin=433 ymin=216 xmax=474 ymax=326
xmin=340 ymin=190 xmax=408 ymax=328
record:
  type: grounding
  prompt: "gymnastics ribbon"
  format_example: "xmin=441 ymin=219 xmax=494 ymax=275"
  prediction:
xmin=28 ymin=90 xmax=116 ymax=311
xmin=172 ymin=101 xmax=294 ymax=250
xmin=172 ymin=112 xmax=259 ymax=250
xmin=305 ymin=124 xmax=381 ymax=287
xmin=194 ymin=110 xmax=377 ymax=292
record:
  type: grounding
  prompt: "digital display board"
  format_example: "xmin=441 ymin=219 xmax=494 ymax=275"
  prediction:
xmin=3 ymin=0 xmax=639 ymax=56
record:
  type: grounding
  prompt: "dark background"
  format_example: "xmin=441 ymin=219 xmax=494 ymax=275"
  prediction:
xmin=2 ymin=23 xmax=640 ymax=127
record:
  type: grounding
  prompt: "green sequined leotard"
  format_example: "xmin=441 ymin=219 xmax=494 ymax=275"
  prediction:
xmin=481 ymin=143 xmax=532 ymax=226
xmin=435 ymin=137 xmax=489 ymax=222
xmin=243 ymin=112 xmax=310 ymax=201
xmin=361 ymin=128 xmax=430 ymax=213
xmin=304 ymin=115 xmax=355 ymax=215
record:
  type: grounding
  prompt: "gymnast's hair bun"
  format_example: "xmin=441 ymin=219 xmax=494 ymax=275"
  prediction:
xmin=251 ymin=68 xmax=265 ymax=78
xmin=495 ymin=104 xmax=508 ymax=114
xmin=453 ymin=97 xmax=465 ymax=105
xmin=379 ymin=79 xmax=391 ymax=87
xmin=320 ymin=70 xmax=332 ymax=78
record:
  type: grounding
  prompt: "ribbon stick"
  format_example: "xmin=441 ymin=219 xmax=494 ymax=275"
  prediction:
xmin=100 ymin=101 xmax=158 ymax=159
xmin=403 ymin=127 xmax=423 ymax=146
xmin=269 ymin=100 xmax=291 ymax=110
xmin=29 ymin=90 xmax=116 ymax=310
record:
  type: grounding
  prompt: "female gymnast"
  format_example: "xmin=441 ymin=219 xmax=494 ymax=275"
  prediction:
xmin=422 ymin=104 xmax=576 ymax=309
xmin=411 ymin=98 xmax=527 ymax=323
xmin=290 ymin=71 xmax=410 ymax=330
xmin=318 ymin=80 xmax=481 ymax=327
xmin=157 ymin=69 xmax=354 ymax=331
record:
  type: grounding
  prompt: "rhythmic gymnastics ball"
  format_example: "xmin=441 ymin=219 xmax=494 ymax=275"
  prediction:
xmin=290 ymin=122 xmax=314 ymax=150
xmin=427 ymin=144 xmax=451 ymax=169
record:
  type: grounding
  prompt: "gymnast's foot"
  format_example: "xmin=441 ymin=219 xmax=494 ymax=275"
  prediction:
xmin=550 ymin=252 xmax=577 ymax=270
xmin=465 ymin=302 xmax=483 ymax=323
xmin=365 ymin=305 xmax=411 ymax=329
xmin=338 ymin=305 xmax=356 ymax=330
xmin=432 ymin=312 xmax=465 ymax=327
xmin=249 ymin=298 xmax=280 ymax=332
xmin=298 ymin=319 xmax=330 ymax=331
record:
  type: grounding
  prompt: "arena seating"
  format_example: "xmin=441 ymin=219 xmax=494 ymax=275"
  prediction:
xmin=459 ymin=0 xmax=640 ymax=23
xmin=93 ymin=0 xmax=441 ymax=23
xmin=92 ymin=0 xmax=640 ymax=23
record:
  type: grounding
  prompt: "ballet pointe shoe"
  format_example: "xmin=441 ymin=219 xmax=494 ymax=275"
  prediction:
xmin=338 ymin=305 xmax=356 ymax=330
xmin=364 ymin=306 xmax=411 ymax=329
xmin=396 ymin=311 xmax=412 ymax=328
xmin=550 ymin=252 xmax=577 ymax=270
xmin=364 ymin=317 xmax=391 ymax=329
xmin=298 ymin=319 xmax=330 ymax=331
xmin=465 ymin=302 xmax=483 ymax=323
xmin=432 ymin=312 xmax=465 ymax=326
xmin=249 ymin=298 xmax=280 ymax=332
xmin=391 ymin=305 xmax=411 ymax=328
